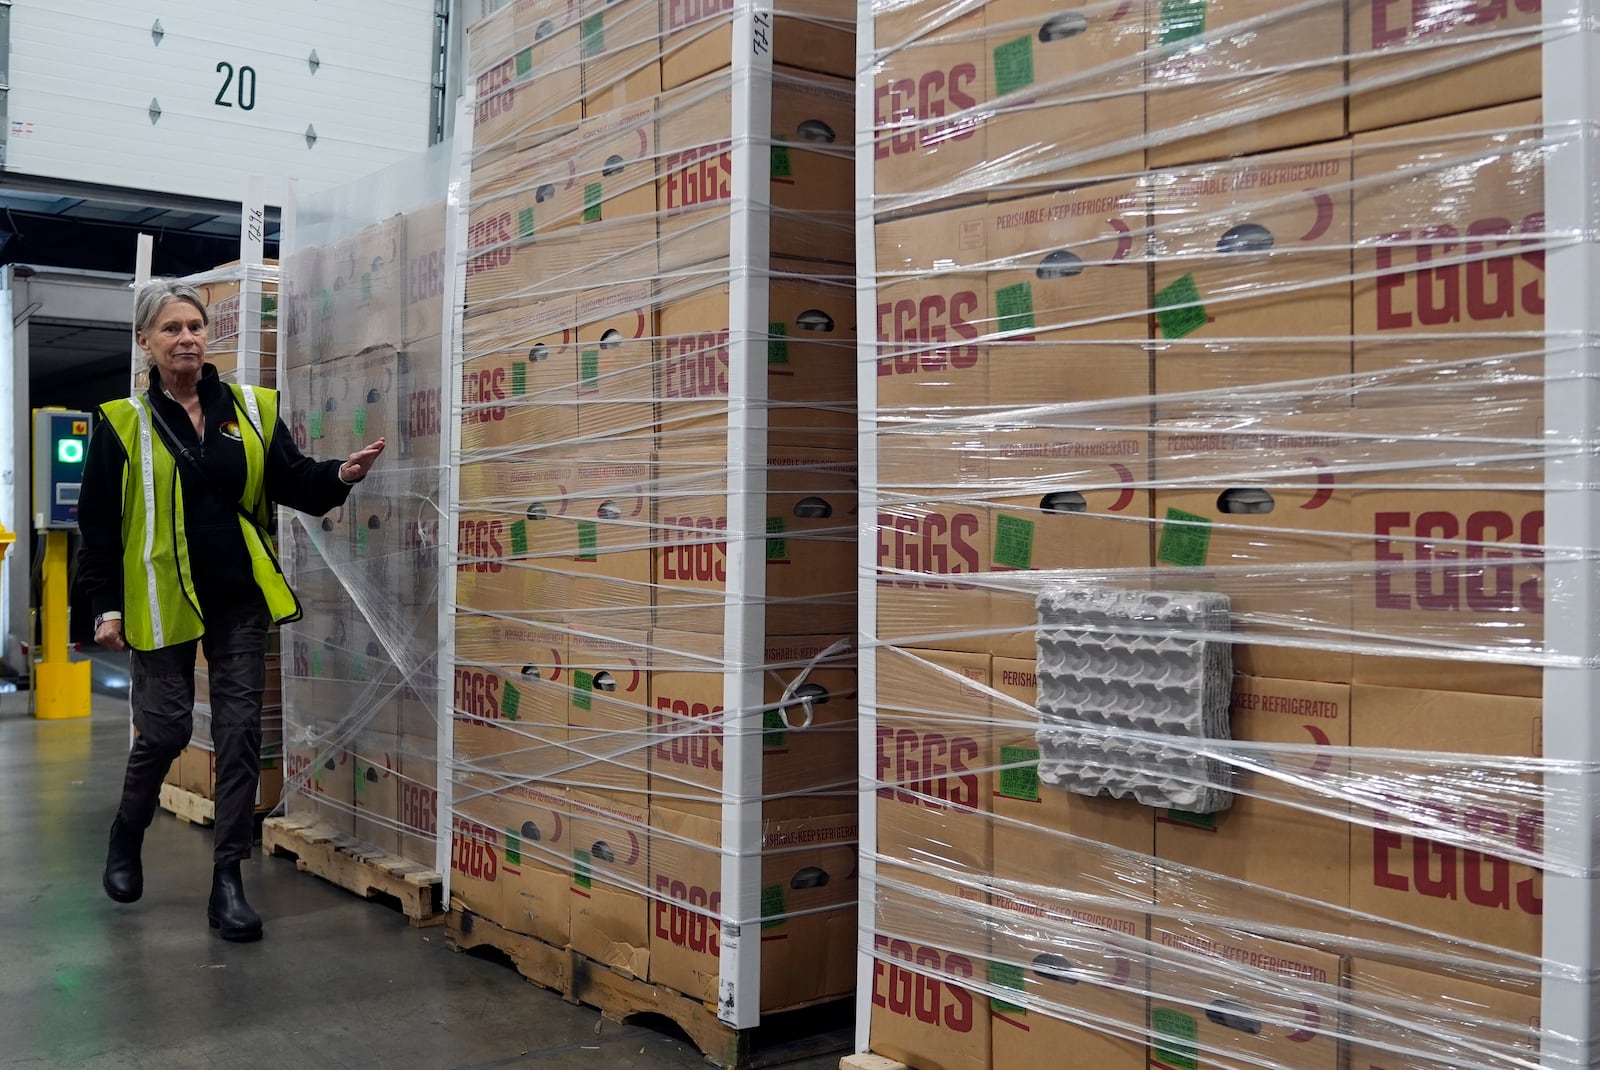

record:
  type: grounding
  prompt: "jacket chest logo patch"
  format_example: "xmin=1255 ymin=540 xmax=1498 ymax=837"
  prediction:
xmin=219 ymin=420 xmax=243 ymax=442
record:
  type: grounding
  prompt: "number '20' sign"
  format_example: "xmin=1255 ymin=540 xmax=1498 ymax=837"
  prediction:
xmin=215 ymin=62 xmax=258 ymax=111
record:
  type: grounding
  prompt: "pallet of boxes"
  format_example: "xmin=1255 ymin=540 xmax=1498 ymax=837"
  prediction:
xmin=269 ymin=188 xmax=451 ymax=926
xmin=446 ymin=0 xmax=860 ymax=1061
xmin=155 ymin=261 xmax=288 ymax=828
xmin=855 ymin=3 xmax=1548 ymax=1070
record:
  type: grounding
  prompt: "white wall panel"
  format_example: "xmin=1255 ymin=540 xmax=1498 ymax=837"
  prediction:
xmin=6 ymin=1 xmax=438 ymax=200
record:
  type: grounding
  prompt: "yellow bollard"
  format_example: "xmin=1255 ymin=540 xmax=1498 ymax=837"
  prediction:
xmin=35 ymin=528 xmax=90 ymax=719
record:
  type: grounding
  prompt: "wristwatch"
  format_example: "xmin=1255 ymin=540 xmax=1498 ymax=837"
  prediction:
xmin=94 ymin=611 xmax=122 ymax=630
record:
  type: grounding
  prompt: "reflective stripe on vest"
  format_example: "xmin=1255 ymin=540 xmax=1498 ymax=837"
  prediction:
xmin=131 ymin=398 xmax=166 ymax=649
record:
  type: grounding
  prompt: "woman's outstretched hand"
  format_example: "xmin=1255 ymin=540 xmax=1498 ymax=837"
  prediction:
xmin=341 ymin=439 xmax=386 ymax=484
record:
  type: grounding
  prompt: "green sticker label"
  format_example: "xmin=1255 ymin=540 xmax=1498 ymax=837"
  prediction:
xmin=352 ymin=653 xmax=367 ymax=681
xmin=512 ymin=361 xmax=528 ymax=396
xmin=355 ymin=767 xmax=369 ymax=799
xmin=518 ymin=206 xmax=536 ymax=239
xmin=355 ymin=526 xmax=369 ymax=555
xmin=310 ymin=411 xmax=324 ymax=439
xmin=311 ymin=648 xmax=325 ymax=676
xmin=1165 ymin=809 xmax=1218 ymax=831
xmin=1152 ymin=1008 xmax=1201 ymax=1070
xmin=362 ymin=273 xmax=373 ymax=301
xmin=503 ymin=681 xmax=522 ymax=721
xmin=770 ymin=143 xmax=792 ymax=178
xmin=510 ymin=519 xmax=529 ymax=557
xmin=504 ymin=827 xmax=524 ymax=866
xmin=577 ymin=521 xmax=598 ymax=561
xmin=994 ymin=281 xmax=1036 ymax=335
xmin=760 ymin=884 xmax=786 ymax=930
xmin=993 ymin=35 xmax=1036 ymax=97
xmin=993 ymin=513 xmax=1036 ymax=570
xmin=261 ymin=294 xmax=279 ymax=323
xmin=1155 ymin=272 xmax=1209 ymax=339
xmin=582 ymin=14 xmax=605 ymax=56
xmin=319 ymin=289 xmax=334 ymax=317
xmin=515 ymin=47 xmax=535 ymax=79
xmin=584 ymin=182 xmax=604 ymax=223
xmin=988 ymin=960 xmax=1027 ymax=1015
xmin=573 ymin=670 xmax=595 ymax=712
xmin=581 ymin=348 xmax=600 ymax=391
xmin=1157 ymin=507 xmax=1213 ymax=568
xmin=768 ymin=322 xmax=789 ymax=365
xmin=766 ymin=516 xmax=787 ymax=561
xmin=762 ymin=707 xmax=787 ymax=749
xmin=1159 ymin=0 xmax=1208 ymax=47
xmin=353 ymin=407 xmax=368 ymax=439
xmin=999 ymin=745 xmax=1041 ymax=802
xmin=574 ymin=848 xmax=593 ymax=889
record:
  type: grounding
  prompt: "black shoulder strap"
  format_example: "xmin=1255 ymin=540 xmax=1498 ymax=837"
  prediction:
xmin=144 ymin=396 xmax=263 ymax=530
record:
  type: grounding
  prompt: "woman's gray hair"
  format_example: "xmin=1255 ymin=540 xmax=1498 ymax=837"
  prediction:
xmin=133 ymin=279 xmax=208 ymax=335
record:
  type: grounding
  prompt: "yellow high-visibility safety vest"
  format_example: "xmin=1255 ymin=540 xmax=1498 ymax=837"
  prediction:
xmin=98 ymin=384 xmax=301 ymax=651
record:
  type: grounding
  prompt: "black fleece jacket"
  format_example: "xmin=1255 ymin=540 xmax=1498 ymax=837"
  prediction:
xmin=76 ymin=364 xmax=351 ymax=622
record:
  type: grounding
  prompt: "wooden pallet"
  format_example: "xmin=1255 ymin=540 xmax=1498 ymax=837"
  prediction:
xmin=840 ymin=1056 xmax=907 ymax=1070
xmin=159 ymin=783 xmax=216 ymax=826
xmin=262 ymin=816 xmax=444 ymax=927
xmin=446 ymin=904 xmax=852 ymax=1069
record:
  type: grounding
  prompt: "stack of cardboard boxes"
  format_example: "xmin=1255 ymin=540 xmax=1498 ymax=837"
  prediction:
xmin=447 ymin=0 xmax=859 ymax=1014
xmin=278 ymin=194 xmax=449 ymax=866
xmin=866 ymin=2 xmax=1546 ymax=1069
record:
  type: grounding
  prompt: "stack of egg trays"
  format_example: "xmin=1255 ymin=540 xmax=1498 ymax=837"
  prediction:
xmin=1033 ymin=586 xmax=1235 ymax=813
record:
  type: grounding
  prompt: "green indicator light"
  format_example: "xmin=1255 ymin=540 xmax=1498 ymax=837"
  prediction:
xmin=57 ymin=439 xmax=84 ymax=464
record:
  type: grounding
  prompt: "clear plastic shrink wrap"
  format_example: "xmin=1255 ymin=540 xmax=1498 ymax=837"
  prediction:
xmin=148 ymin=260 xmax=289 ymax=809
xmin=860 ymin=1 xmax=1581 ymax=1069
xmin=278 ymin=148 xmax=456 ymax=867
xmin=447 ymin=0 xmax=859 ymax=1016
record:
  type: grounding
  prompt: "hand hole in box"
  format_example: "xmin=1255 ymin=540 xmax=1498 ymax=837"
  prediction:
xmin=1039 ymin=12 xmax=1089 ymax=41
xmin=794 ymin=682 xmax=830 ymax=705
xmin=796 ymin=119 xmax=836 ymax=143
xmin=528 ymin=342 xmax=550 ymax=363
xmin=535 ymin=19 xmax=556 ymax=40
xmin=601 ymin=328 xmax=623 ymax=349
xmin=1206 ymin=998 xmax=1262 ymax=1035
xmin=522 ymin=820 xmax=544 ymax=841
xmin=793 ymin=496 xmax=832 ymax=519
xmin=603 ymin=154 xmax=626 ymax=177
xmin=790 ymin=866 xmax=829 ymax=890
xmin=526 ymin=500 xmax=550 ymax=521
xmin=1036 ymin=250 xmax=1085 ymax=280
xmin=596 ymin=499 xmax=621 ymax=519
xmin=796 ymin=309 xmax=835 ymax=332
xmin=1217 ymin=488 xmax=1275 ymax=515
xmin=590 ymin=840 xmax=616 ymax=863
xmin=593 ymin=671 xmax=618 ymax=692
xmin=1040 ymin=491 xmax=1088 ymax=514
xmin=536 ymin=183 xmax=557 ymax=203
xmin=1217 ymin=223 xmax=1275 ymax=254
xmin=1032 ymin=952 xmax=1081 ymax=983
xmin=521 ymin=664 xmax=542 ymax=679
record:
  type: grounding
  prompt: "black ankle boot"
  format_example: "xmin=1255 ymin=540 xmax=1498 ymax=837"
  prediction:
xmin=102 ymin=815 xmax=144 ymax=903
xmin=207 ymin=861 xmax=263 ymax=942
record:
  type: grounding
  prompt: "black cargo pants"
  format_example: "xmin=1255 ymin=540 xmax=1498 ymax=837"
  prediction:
xmin=117 ymin=603 xmax=271 ymax=864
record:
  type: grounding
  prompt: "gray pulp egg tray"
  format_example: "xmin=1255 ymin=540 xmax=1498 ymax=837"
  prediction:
xmin=1034 ymin=587 xmax=1235 ymax=813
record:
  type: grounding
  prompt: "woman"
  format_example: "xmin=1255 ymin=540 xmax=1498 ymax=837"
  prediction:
xmin=76 ymin=278 xmax=385 ymax=942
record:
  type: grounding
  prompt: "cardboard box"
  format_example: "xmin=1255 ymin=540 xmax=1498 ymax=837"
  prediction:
xmin=397 ymin=727 xmax=443 ymax=866
xmin=569 ymin=788 xmax=651 ymax=977
xmin=1350 ymin=686 xmax=1543 ymax=960
xmin=580 ymin=0 xmax=662 ymax=113
xmin=989 ymin=897 xmax=1147 ymax=1070
xmin=655 ymin=264 xmax=856 ymax=452
xmin=469 ymin=215 xmax=659 ymax=311
xmin=453 ymin=616 xmax=571 ymax=780
xmin=281 ymin=245 xmax=329 ymax=370
xmin=353 ymin=730 xmax=402 ymax=855
xmin=177 ymin=744 xmax=212 ymax=798
xmin=397 ymin=336 xmax=447 ymax=468
xmin=572 ymin=100 xmax=659 ymax=224
xmin=574 ymin=283 xmax=657 ymax=449
xmin=567 ymin=630 xmax=653 ymax=796
xmin=1151 ymin=142 xmax=1353 ymax=398
xmin=981 ymin=0 xmax=1146 ymax=199
xmin=658 ymin=68 xmax=856 ymax=272
xmin=468 ymin=0 xmax=583 ymax=155
xmin=403 ymin=200 xmax=450 ymax=347
xmin=1352 ymin=101 xmax=1543 ymax=375
xmin=1152 ymin=416 xmax=1354 ymax=682
xmin=1145 ymin=0 xmax=1345 ymax=168
xmin=869 ymin=887 xmax=993 ymax=1070
xmin=1350 ymin=486 xmax=1544 ymax=697
xmin=649 ymin=803 xmax=857 ymax=1010
xmin=654 ymin=446 xmax=856 ymax=637
xmin=876 ymin=492 xmax=994 ymax=656
xmin=325 ymin=217 xmax=407 ymax=359
xmin=1155 ymin=676 xmax=1352 ymax=932
xmin=460 ymin=300 xmax=582 ymax=454
xmin=1348 ymin=0 xmax=1542 ymax=133
xmin=871 ymin=10 xmax=990 ymax=216
xmin=451 ymin=771 xmax=511 ymax=922
xmin=649 ymin=636 xmax=857 ymax=816
xmin=1147 ymin=925 xmax=1342 ymax=1070
xmin=1347 ymin=958 xmax=1541 ymax=1070
xmin=662 ymin=0 xmax=854 ymax=89
xmin=498 ymin=782 xmax=574 ymax=946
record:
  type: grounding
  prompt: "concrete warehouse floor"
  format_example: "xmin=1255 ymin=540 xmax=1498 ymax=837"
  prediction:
xmin=0 ymin=677 xmax=847 ymax=1070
